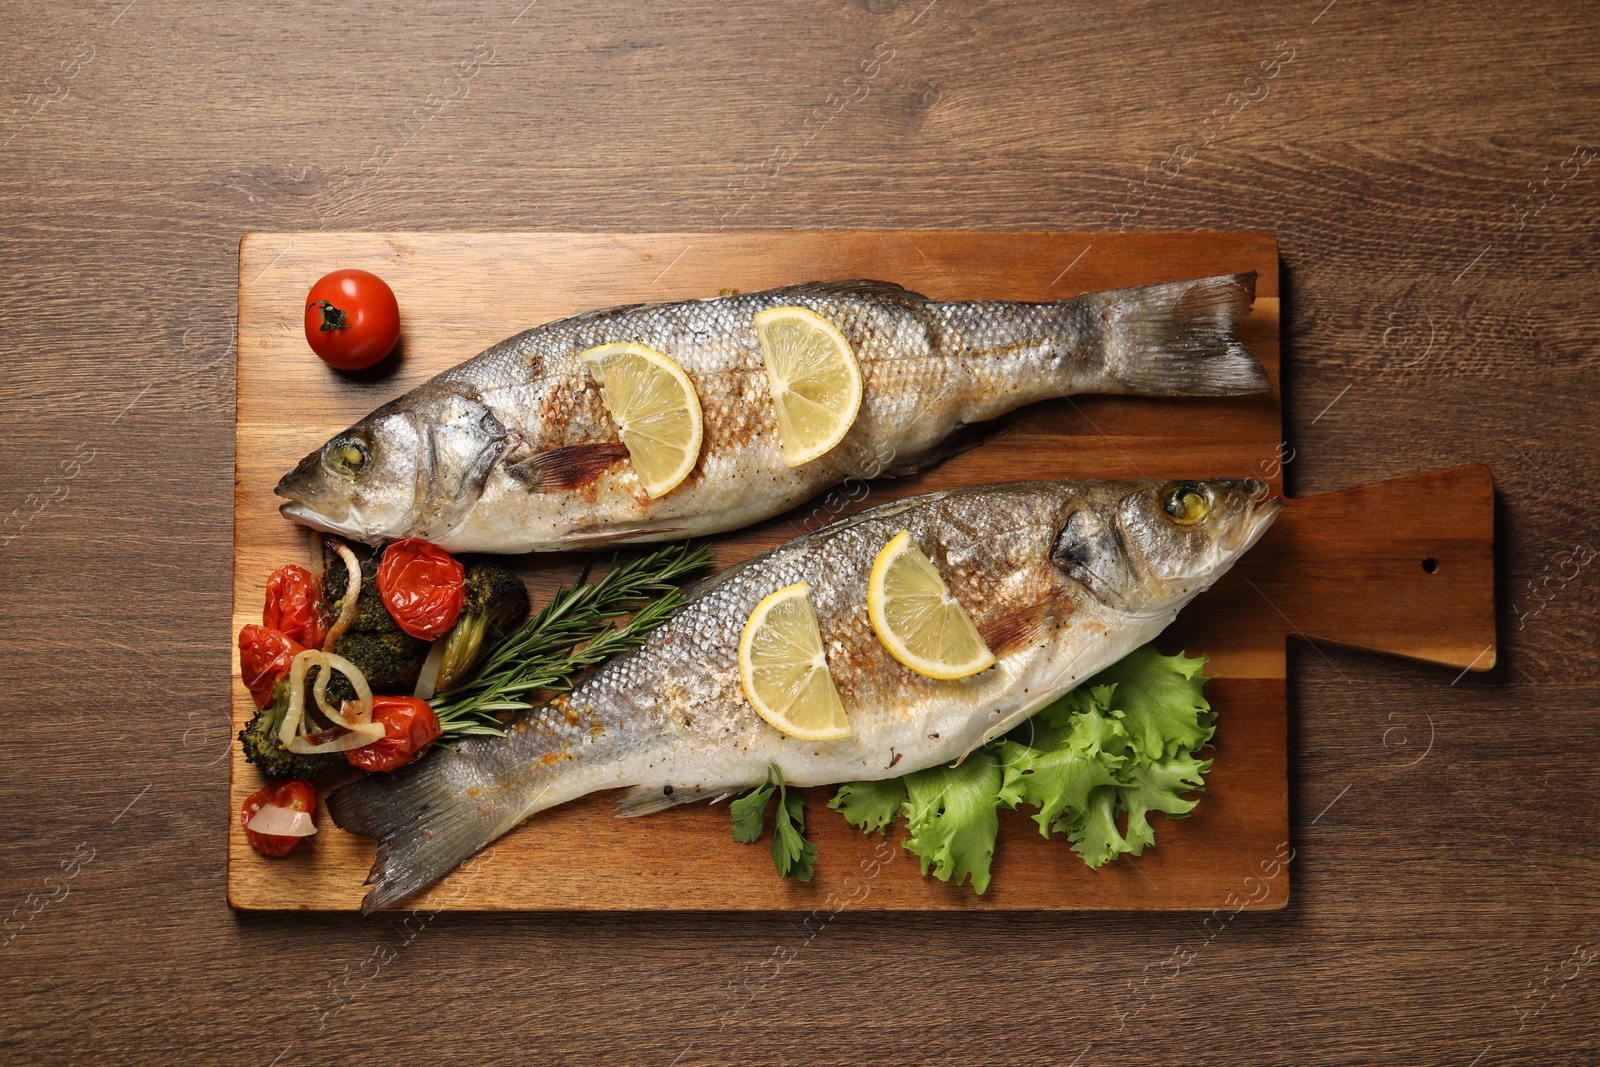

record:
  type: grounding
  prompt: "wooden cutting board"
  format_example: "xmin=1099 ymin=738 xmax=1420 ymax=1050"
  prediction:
xmin=230 ymin=232 xmax=1495 ymax=912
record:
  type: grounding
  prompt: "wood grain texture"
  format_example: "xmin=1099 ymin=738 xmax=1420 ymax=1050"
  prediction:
xmin=228 ymin=232 xmax=1491 ymax=914
xmin=1 ymin=0 xmax=1594 ymax=1063
xmin=232 ymin=230 xmax=1293 ymax=911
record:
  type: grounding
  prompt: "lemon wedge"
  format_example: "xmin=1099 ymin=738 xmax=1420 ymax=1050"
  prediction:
xmin=752 ymin=306 xmax=864 ymax=467
xmin=579 ymin=343 xmax=703 ymax=498
xmin=738 ymin=582 xmax=851 ymax=740
xmin=868 ymin=530 xmax=996 ymax=680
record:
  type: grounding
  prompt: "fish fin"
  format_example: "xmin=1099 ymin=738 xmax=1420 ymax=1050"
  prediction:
xmin=326 ymin=749 xmax=507 ymax=914
xmin=505 ymin=441 xmax=631 ymax=492
xmin=979 ymin=596 xmax=1072 ymax=658
xmin=765 ymin=279 xmax=930 ymax=307
xmin=1092 ymin=271 xmax=1268 ymax=396
xmin=881 ymin=422 xmax=1011 ymax=478
xmin=560 ymin=524 xmax=677 ymax=547
xmin=613 ymin=784 xmax=738 ymax=817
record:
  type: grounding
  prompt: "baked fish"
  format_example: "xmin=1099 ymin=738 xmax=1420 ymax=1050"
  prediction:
xmin=278 ymin=275 xmax=1266 ymax=552
xmin=328 ymin=477 xmax=1280 ymax=911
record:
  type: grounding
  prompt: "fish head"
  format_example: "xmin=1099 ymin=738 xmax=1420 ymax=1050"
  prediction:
xmin=275 ymin=391 xmax=506 ymax=544
xmin=1052 ymin=478 xmax=1280 ymax=614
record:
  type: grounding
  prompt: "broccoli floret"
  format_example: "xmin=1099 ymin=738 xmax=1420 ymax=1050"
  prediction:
xmin=435 ymin=559 xmax=531 ymax=693
xmin=464 ymin=558 xmax=532 ymax=626
xmin=332 ymin=627 xmax=428 ymax=694
xmin=238 ymin=681 xmax=342 ymax=780
xmin=324 ymin=555 xmax=429 ymax=698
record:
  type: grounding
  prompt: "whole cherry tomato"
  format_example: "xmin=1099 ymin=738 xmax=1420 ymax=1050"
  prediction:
xmin=377 ymin=538 xmax=466 ymax=640
xmin=263 ymin=564 xmax=325 ymax=650
xmin=240 ymin=780 xmax=317 ymax=857
xmin=347 ymin=696 xmax=443 ymax=773
xmin=303 ymin=268 xmax=400 ymax=370
xmin=238 ymin=624 xmax=306 ymax=709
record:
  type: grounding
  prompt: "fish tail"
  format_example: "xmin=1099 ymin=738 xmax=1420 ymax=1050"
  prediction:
xmin=1090 ymin=271 xmax=1267 ymax=396
xmin=325 ymin=746 xmax=509 ymax=913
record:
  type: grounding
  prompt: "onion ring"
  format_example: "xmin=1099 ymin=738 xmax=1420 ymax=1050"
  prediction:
xmin=321 ymin=541 xmax=362 ymax=652
xmin=278 ymin=648 xmax=377 ymax=751
xmin=310 ymin=651 xmax=374 ymax=726
xmin=286 ymin=720 xmax=383 ymax=754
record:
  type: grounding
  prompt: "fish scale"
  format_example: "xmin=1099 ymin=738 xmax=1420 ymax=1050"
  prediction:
xmin=278 ymin=274 xmax=1265 ymax=552
xmin=328 ymin=477 xmax=1280 ymax=912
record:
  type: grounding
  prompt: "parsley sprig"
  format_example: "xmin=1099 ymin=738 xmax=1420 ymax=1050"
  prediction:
xmin=730 ymin=764 xmax=817 ymax=881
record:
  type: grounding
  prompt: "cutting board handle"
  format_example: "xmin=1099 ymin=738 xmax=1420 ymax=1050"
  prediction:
xmin=1260 ymin=464 xmax=1497 ymax=671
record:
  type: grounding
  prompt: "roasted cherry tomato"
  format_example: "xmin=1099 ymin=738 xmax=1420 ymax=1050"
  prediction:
xmin=241 ymin=780 xmax=316 ymax=857
xmin=303 ymin=268 xmax=400 ymax=371
xmin=347 ymin=696 xmax=443 ymax=773
xmin=263 ymin=564 xmax=325 ymax=650
xmin=377 ymin=538 xmax=466 ymax=640
xmin=238 ymin=624 xmax=307 ymax=709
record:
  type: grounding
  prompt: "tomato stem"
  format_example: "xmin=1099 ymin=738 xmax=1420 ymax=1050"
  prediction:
xmin=312 ymin=300 xmax=350 ymax=332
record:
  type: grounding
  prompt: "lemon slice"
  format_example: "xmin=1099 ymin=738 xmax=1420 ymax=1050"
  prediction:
xmin=579 ymin=343 xmax=703 ymax=498
xmin=738 ymin=582 xmax=850 ymax=741
xmin=752 ymin=306 xmax=864 ymax=467
xmin=868 ymin=530 xmax=996 ymax=680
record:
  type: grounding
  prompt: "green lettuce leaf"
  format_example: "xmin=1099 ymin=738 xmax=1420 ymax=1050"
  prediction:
xmin=1066 ymin=785 xmax=1131 ymax=868
xmin=1087 ymin=645 xmax=1213 ymax=760
xmin=827 ymin=643 xmax=1217 ymax=886
xmin=1119 ymin=751 xmax=1212 ymax=855
xmin=996 ymin=705 xmax=1129 ymax=836
xmin=1022 ymin=684 xmax=1112 ymax=749
xmin=827 ymin=777 xmax=907 ymax=834
xmin=901 ymin=751 xmax=1003 ymax=894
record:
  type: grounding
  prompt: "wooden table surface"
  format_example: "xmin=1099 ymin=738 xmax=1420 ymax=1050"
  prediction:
xmin=2 ymin=2 xmax=1594 ymax=1063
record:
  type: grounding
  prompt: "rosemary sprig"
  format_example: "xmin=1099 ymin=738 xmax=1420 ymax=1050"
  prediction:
xmin=432 ymin=542 xmax=714 ymax=739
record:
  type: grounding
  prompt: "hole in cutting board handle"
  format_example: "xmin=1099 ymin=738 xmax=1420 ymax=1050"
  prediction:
xmin=1422 ymin=557 xmax=1439 ymax=574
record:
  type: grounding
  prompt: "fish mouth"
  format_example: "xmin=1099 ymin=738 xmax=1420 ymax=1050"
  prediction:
xmin=279 ymin=500 xmax=365 ymax=541
xmin=1230 ymin=487 xmax=1282 ymax=558
xmin=275 ymin=453 xmax=371 ymax=540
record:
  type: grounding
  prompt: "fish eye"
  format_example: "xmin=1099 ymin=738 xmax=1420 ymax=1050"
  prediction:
xmin=1161 ymin=482 xmax=1211 ymax=526
xmin=324 ymin=435 xmax=371 ymax=477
